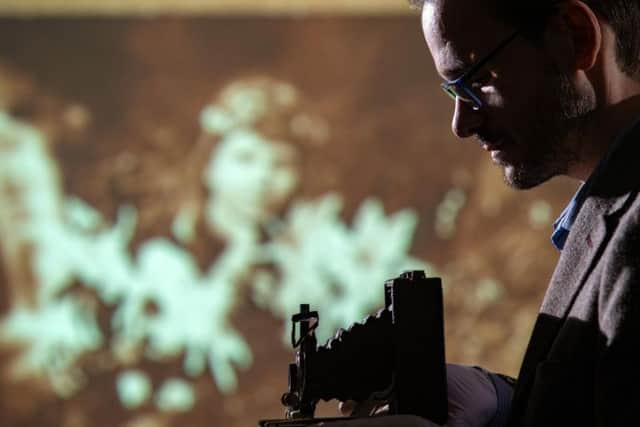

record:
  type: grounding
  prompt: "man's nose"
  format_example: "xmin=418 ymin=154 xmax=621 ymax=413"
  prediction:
xmin=451 ymin=98 xmax=484 ymax=139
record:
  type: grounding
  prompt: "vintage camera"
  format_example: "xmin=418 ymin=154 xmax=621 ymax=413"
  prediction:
xmin=258 ymin=270 xmax=447 ymax=426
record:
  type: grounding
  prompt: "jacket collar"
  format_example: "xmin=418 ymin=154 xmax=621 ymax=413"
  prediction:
xmin=541 ymin=115 xmax=640 ymax=319
xmin=509 ymin=116 xmax=640 ymax=427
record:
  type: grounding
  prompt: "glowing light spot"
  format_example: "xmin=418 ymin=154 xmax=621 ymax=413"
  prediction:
xmin=117 ymin=370 xmax=152 ymax=409
xmin=475 ymin=278 xmax=504 ymax=307
xmin=225 ymin=84 xmax=268 ymax=124
xmin=154 ymin=378 xmax=195 ymax=412
xmin=275 ymin=83 xmax=298 ymax=107
xmin=171 ymin=206 xmax=197 ymax=244
xmin=200 ymin=106 xmax=235 ymax=136
xmin=529 ymin=200 xmax=553 ymax=229
xmin=435 ymin=188 xmax=466 ymax=239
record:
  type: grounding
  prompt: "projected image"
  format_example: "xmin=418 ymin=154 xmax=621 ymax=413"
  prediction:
xmin=0 ymin=17 xmax=577 ymax=427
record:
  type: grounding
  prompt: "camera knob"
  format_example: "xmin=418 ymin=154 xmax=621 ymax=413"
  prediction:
xmin=281 ymin=391 xmax=299 ymax=408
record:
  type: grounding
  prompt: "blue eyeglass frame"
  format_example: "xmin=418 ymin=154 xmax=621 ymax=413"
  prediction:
xmin=440 ymin=30 xmax=520 ymax=111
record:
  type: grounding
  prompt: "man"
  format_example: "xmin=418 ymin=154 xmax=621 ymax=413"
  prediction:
xmin=322 ymin=0 xmax=640 ymax=425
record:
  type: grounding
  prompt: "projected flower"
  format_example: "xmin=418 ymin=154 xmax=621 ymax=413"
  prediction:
xmin=112 ymin=238 xmax=252 ymax=393
xmin=256 ymin=194 xmax=428 ymax=342
xmin=1 ymin=297 xmax=102 ymax=397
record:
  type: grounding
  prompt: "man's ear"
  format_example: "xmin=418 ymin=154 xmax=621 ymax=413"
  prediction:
xmin=544 ymin=0 xmax=602 ymax=72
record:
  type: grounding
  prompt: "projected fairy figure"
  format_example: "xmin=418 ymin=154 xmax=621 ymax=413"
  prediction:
xmin=0 ymin=74 xmax=427 ymax=412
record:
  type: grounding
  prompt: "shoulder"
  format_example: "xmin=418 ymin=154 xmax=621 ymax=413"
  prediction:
xmin=596 ymin=191 xmax=640 ymax=340
xmin=605 ymin=190 xmax=640 ymax=261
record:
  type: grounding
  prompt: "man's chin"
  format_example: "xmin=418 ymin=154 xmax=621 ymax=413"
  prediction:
xmin=502 ymin=164 xmax=550 ymax=190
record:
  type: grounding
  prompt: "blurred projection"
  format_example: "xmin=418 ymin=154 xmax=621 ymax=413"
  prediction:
xmin=0 ymin=76 xmax=425 ymax=409
xmin=117 ymin=370 xmax=152 ymax=409
xmin=155 ymin=378 xmax=196 ymax=413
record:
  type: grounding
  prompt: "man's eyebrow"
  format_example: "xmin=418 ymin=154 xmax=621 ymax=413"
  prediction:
xmin=438 ymin=43 xmax=468 ymax=80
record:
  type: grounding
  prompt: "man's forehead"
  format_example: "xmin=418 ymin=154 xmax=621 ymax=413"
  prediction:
xmin=422 ymin=0 xmax=510 ymax=77
xmin=425 ymin=0 xmax=496 ymax=30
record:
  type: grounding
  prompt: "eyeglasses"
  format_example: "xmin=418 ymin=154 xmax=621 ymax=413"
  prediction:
xmin=440 ymin=30 xmax=520 ymax=111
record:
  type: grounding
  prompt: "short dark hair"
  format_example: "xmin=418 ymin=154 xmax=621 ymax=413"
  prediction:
xmin=411 ymin=0 xmax=640 ymax=79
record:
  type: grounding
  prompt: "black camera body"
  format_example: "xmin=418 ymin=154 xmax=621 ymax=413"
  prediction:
xmin=258 ymin=271 xmax=448 ymax=427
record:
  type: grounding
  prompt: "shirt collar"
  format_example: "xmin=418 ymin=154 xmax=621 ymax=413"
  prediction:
xmin=551 ymin=183 xmax=587 ymax=251
xmin=550 ymin=114 xmax=640 ymax=250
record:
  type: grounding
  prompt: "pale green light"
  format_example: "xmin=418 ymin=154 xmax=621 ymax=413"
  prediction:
xmin=0 ymin=113 xmax=103 ymax=398
xmin=200 ymin=80 xmax=298 ymax=137
xmin=154 ymin=378 xmax=196 ymax=413
xmin=435 ymin=187 xmax=467 ymax=240
xmin=117 ymin=370 xmax=152 ymax=409
xmin=200 ymin=105 xmax=237 ymax=136
xmin=256 ymin=194 xmax=430 ymax=342
xmin=529 ymin=200 xmax=553 ymax=229
xmin=0 ymin=112 xmax=244 ymax=402
xmin=203 ymin=128 xmax=297 ymax=234
xmin=475 ymin=278 xmax=505 ymax=307
xmin=110 ymin=237 xmax=252 ymax=393
xmin=65 ymin=197 xmax=103 ymax=231
xmin=1 ymin=297 xmax=102 ymax=397
xmin=226 ymin=84 xmax=268 ymax=124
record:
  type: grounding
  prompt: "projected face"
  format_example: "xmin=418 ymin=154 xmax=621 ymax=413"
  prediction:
xmin=204 ymin=129 xmax=297 ymax=226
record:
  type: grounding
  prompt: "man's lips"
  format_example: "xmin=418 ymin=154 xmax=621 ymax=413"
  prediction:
xmin=478 ymin=139 xmax=512 ymax=163
xmin=481 ymin=141 xmax=504 ymax=152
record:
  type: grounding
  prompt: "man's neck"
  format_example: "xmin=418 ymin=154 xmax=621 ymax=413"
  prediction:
xmin=568 ymin=94 xmax=640 ymax=181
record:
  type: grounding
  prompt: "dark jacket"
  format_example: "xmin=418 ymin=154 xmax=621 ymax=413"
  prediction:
xmin=508 ymin=120 xmax=640 ymax=426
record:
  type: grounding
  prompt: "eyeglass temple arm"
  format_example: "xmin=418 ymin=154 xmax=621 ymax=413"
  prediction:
xmin=456 ymin=30 xmax=520 ymax=82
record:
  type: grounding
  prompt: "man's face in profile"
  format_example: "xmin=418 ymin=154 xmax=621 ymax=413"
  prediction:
xmin=421 ymin=0 xmax=594 ymax=189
